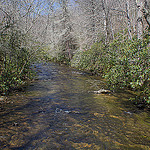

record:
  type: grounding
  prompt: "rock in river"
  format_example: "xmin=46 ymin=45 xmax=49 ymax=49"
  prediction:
xmin=94 ymin=89 xmax=112 ymax=94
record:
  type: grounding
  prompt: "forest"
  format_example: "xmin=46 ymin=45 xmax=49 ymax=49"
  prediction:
xmin=0 ymin=0 xmax=150 ymax=106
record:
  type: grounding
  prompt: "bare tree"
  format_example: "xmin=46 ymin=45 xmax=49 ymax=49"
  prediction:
xmin=126 ymin=0 xmax=133 ymax=39
xmin=143 ymin=0 xmax=150 ymax=29
xmin=135 ymin=0 xmax=144 ymax=39
xmin=101 ymin=0 xmax=112 ymax=43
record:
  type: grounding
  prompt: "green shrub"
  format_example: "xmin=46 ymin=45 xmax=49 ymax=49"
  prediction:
xmin=104 ymin=37 xmax=149 ymax=104
xmin=71 ymin=32 xmax=150 ymax=105
xmin=0 ymin=30 xmax=34 ymax=94
xmin=71 ymin=41 xmax=107 ymax=74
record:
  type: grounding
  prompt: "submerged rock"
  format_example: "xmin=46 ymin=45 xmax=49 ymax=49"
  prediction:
xmin=124 ymin=111 xmax=132 ymax=115
xmin=94 ymin=89 xmax=112 ymax=94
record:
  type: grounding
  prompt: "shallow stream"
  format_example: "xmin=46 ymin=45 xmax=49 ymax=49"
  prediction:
xmin=0 ymin=63 xmax=150 ymax=149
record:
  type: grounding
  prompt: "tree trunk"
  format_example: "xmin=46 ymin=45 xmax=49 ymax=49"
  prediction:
xmin=102 ymin=0 xmax=110 ymax=44
xmin=143 ymin=0 xmax=150 ymax=29
xmin=136 ymin=0 xmax=144 ymax=39
xmin=126 ymin=0 xmax=132 ymax=40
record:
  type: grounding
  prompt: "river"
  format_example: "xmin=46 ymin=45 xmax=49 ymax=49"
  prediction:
xmin=0 ymin=62 xmax=150 ymax=150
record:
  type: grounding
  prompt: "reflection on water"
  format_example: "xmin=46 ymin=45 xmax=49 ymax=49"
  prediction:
xmin=0 ymin=63 xmax=150 ymax=150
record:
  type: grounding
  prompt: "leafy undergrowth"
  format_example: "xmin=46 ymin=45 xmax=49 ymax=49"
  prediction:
xmin=71 ymin=33 xmax=150 ymax=108
xmin=0 ymin=30 xmax=36 ymax=95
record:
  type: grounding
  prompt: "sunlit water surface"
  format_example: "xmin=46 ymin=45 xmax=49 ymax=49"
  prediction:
xmin=0 ymin=63 xmax=150 ymax=150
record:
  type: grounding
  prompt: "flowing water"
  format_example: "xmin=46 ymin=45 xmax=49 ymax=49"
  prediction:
xmin=0 ymin=63 xmax=150 ymax=150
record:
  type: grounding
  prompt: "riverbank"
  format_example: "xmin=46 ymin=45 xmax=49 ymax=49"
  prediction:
xmin=70 ymin=38 xmax=149 ymax=108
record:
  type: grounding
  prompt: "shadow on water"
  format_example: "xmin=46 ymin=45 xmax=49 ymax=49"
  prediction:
xmin=0 ymin=62 xmax=150 ymax=150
